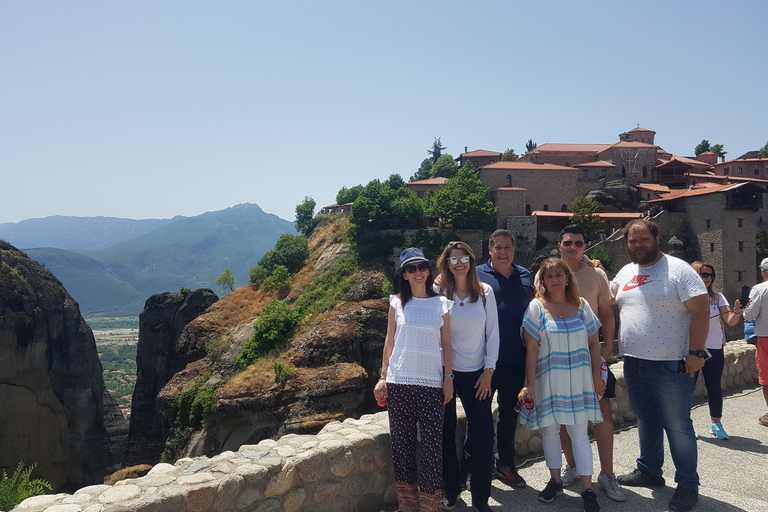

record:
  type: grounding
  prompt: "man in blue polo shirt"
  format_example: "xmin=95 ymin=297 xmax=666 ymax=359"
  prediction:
xmin=477 ymin=229 xmax=534 ymax=488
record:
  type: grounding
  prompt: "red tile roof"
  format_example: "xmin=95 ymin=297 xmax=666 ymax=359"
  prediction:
xmin=646 ymin=182 xmax=746 ymax=202
xmin=574 ymin=160 xmax=615 ymax=168
xmin=532 ymin=211 xmax=643 ymax=219
xmin=494 ymin=187 xmax=526 ymax=191
xmin=460 ymin=149 xmax=501 ymax=157
xmin=610 ymin=141 xmax=658 ymax=149
xmin=530 ymin=143 xmax=611 ymax=153
xmin=657 ymin=155 xmax=712 ymax=168
xmin=406 ymin=177 xmax=449 ymax=185
xmin=637 ymin=183 xmax=671 ymax=192
xmin=480 ymin=162 xmax=577 ymax=171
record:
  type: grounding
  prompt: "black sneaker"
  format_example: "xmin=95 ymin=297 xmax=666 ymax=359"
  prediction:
xmin=616 ymin=468 xmax=665 ymax=488
xmin=582 ymin=488 xmax=600 ymax=512
xmin=441 ymin=493 xmax=459 ymax=511
xmin=496 ymin=463 xmax=527 ymax=488
xmin=669 ymin=486 xmax=698 ymax=512
xmin=538 ymin=479 xmax=564 ymax=503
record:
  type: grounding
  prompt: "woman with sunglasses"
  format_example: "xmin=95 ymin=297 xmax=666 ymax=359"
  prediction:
xmin=375 ymin=247 xmax=454 ymax=512
xmin=435 ymin=241 xmax=499 ymax=512
xmin=691 ymin=261 xmax=744 ymax=440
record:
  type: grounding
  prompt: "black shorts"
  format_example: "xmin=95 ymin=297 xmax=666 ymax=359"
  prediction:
xmin=602 ymin=366 xmax=617 ymax=400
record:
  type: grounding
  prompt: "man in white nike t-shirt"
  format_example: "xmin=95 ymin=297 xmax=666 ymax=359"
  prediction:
xmin=610 ymin=219 xmax=709 ymax=512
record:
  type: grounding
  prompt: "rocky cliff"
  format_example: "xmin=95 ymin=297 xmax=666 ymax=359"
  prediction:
xmin=122 ymin=289 xmax=218 ymax=466
xmin=0 ymin=240 xmax=127 ymax=491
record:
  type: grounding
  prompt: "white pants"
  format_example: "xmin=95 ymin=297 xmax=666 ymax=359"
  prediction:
xmin=541 ymin=422 xmax=593 ymax=476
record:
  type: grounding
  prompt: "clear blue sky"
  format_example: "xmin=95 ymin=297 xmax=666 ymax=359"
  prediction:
xmin=2 ymin=1 xmax=766 ymax=224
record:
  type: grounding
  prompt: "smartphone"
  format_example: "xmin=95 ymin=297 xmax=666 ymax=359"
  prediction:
xmin=741 ymin=285 xmax=751 ymax=307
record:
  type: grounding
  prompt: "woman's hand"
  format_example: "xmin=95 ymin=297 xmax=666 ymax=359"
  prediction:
xmin=443 ymin=376 xmax=454 ymax=405
xmin=593 ymin=376 xmax=606 ymax=398
xmin=517 ymin=385 xmax=535 ymax=405
xmin=374 ymin=379 xmax=388 ymax=404
xmin=474 ymin=371 xmax=493 ymax=400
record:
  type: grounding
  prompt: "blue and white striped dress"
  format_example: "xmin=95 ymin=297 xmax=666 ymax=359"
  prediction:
xmin=518 ymin=298 xmax=603 ymax=430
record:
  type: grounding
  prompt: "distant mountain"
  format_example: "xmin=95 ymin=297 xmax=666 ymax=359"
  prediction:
xmin=0 ymin=216 xmax=176 ymax=250
xmin=16 ymin=204 xmax=296 ymax=317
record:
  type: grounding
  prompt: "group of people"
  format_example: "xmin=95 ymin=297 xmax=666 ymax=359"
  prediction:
xmin=375 ymin=218 xmax=750 ymax=512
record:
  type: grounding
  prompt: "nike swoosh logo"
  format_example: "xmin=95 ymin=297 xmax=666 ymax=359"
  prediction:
xmin=622 ymin=283 xmax=643 ymax=291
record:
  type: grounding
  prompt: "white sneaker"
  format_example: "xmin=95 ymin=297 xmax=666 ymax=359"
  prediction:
xmin=561 ymin=464 xmax=578 ymax=487
xmin=598 ymin=473 xmax=627 ymax=502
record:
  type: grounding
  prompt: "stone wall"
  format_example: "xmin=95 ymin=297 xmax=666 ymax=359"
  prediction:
xmin=15 ymin=342 xmax=759 ymax=512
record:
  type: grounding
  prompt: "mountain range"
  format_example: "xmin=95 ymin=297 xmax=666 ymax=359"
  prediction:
xmin=0 ymin=204 xmax=295 ymax=318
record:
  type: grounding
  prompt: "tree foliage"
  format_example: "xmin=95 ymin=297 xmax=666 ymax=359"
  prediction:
xmin=710 ymin=144 xmax=727 ymax=158
xmin=760 ymin=141 xmax=768 ymax=158
xmin=295 ymin=196 xmax=316 ymax=236
xmin=500 ymin=148 xmax=519 ymax=162
xmin=215 ymin=269 xmax=235 ymax=292
xmin=568 ymin=197 xmax=606 ymax=235
xmin=335 ymin=185 xmax=363 ymax=205
xmin=237 ymin=299 xmax=301 ymax=367
xmin=694 ymin=139 xmax=711 ymax=156
xmin=525 ymin=139 xmax=538 ymax=153
xmin=410 ymin=154 xmax=458 ymax=181
xmin=0 ymin=462 xmax=52 ymax=511
xmin=428 ymin=137 xmax=446 ymax=163
xmin=426 ymin=163 xmax=498 ymax=230
xmin=351 ymin=176 xmax=424 ymax=231
xmin=248 ymin=234 xmax=309 ymax=284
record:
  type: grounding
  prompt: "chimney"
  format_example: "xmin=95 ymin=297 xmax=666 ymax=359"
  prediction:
xmin=465 ymin=146 xmax=468 ymax=153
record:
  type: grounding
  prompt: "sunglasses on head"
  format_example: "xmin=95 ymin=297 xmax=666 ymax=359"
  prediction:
xmin=699 ymin=272 xmax=715 ymax=279
xmin=448 ymin=255 xmax=471 ymax=265
xmin=560 ymin=240 xmax=585 ymax=248
xmin=404 ymin=262 xmax=430 ymax=274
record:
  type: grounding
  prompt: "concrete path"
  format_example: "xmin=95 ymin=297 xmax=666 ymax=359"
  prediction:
xmin=454 ymin=386 xmax=768 ymax=512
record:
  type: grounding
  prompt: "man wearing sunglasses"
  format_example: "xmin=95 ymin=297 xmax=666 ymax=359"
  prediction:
xmin=476 ymin=229 xmax=534 ymax=488
xmin=554 ymin=224 xmax=625 ymax=502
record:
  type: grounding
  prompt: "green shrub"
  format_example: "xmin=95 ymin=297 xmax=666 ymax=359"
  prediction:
xmin=382 ymin=280 xmax=394 ymax=296
xmin=161 ymin=374 xmax=220 ymax=461
xmin=180 ymin=287 xmax=191 ymax=296
xmin=536 ymin=234 xmax=549 ymax=250
xmin=248 ymin=235 xmax=310 ymax=285
xmin=0 ymin=462 xmax=52 ymax=511
xmin=261 ymin=265 xmax=292 ymax=292
xmin=272 ymin=361 xmax=298 ymax=382
xmin=205 ymin=337 xmax=227 ymax=363
xmin=294 ymin=253 xmax=359 ymax=317
xmin=588 ymin=245 xmax=612 ymax=271
xmin=237 ymin=300 xmax=301 ymax=367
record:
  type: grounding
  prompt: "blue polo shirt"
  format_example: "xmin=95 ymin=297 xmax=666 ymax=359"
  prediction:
xmin=477 ymin=261 xmax=534 ymax=366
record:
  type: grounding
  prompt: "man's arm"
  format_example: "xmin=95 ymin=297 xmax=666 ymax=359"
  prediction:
xmin=683 ymin=293 xmax=710 ymax=376
xmin=596 ymin=301 xmax=616 ymax=360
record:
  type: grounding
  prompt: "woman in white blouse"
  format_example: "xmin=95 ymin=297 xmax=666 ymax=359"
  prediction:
xmin=436 ymin=241 xmax=499 ymax=512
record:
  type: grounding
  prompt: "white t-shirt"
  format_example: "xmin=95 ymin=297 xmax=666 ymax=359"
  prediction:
xmin=435 ymin=283 xmax=500 ymax=372
xmin=705 ymin=293 xmax=728 ymax=350
xmin=743 ymin=281 xmax=768 ymax=337
xmin=386 ymin=294 xmax=453 ymax=388
xmin=611 ymin=254 xmax=707 ymax=360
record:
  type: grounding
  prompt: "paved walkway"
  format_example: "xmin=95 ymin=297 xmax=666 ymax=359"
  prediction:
xmin=452 ymin=386 xmax=768 ymax=512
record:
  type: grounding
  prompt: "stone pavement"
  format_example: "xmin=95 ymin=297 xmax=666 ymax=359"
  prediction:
xmin=448 ymin=386 xmax=768 ymax=512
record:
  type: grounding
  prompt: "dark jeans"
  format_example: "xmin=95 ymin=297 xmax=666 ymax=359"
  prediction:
xmin=700 ymin=348 xmax=725 ymax=419
xmin=442 ymin=369 xmax=494 ymax=505
xmin=492 ymin=364 xmax=526 ymax=466
xmin=624 ymin=356 xmax=699 ymax=491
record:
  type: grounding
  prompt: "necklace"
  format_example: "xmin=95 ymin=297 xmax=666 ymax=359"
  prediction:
xmin=455 ymin=289 xmax=468 ymax=307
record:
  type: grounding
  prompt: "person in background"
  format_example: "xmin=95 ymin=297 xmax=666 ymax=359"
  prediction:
xmin=611 ymin=219 xmax=709 ymax=512
xmin=740 ymin=257 xmax=768 ymax=428
xmin=476 ymin=229 xmax=534 ymax=488
xmin=436 ymin=241 xmax=499 ymax=512
xmin=374 ymin=248 xmax=454 ymax=512
xmin=519 ymin=258 xmax=605 ymax=512
xmin=551 ymin=225 xmax=624 ymax=502
xmin=691 ymin=261 xmax=744 ymax=439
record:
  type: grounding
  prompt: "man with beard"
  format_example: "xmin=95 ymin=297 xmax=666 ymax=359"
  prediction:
xmin=610 ymin=219 xmax=709 ymax=512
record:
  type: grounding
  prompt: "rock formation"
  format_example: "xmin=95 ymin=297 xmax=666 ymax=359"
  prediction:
xmin=0 ymin=240 xmax=127 ymax=491
xmin=122 ymin=289 xmax=218 ymax=466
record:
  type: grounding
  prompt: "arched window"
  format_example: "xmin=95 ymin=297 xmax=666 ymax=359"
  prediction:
xmin=543 ymin=204 xmax=549 ymax=211
xmin=642 ymin=166 xmax=647 ymax=178
xmin=506 ymin=175 xmax=512 ymax=187
xmin=561 ymin=204 xmax=568 ymax=212
xmin=525 ymin=204 xmax=531 ymax=216
xmin=622 ymin=166 xmax=626 ymax=177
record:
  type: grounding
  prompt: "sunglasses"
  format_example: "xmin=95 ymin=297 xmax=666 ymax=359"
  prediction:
xmin=404 ymin=262 xmax=430 ymax=274
xmin=699 ymin=272 xmax=715 ymax=279
xmin=448 ymin=255 xmax=471 ymax=265
xmin=560 ymin=240 xmax=585 ymax=248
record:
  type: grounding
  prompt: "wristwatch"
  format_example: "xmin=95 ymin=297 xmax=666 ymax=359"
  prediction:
xmin=688 ymin=350 xmax=708 ymax=359
xmin=484 ymin=367 xmax=495 ymax=374
xmin=445 ymin=373 xmax=455 ymax=380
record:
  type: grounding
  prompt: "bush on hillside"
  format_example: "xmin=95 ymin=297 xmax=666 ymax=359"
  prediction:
xmin=0 ymin=462 xmax=52 ymax=511
xmin=249 ymin=234 xmax=309 ymax=285
xmin=237 ymin=299 xmax=301 ymax=367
